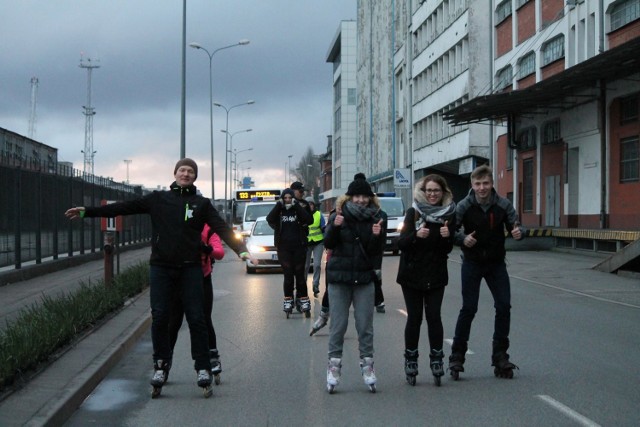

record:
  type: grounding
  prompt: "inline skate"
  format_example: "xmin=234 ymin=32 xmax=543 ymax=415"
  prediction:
xmin=197 ymin=369 xmax=213 ymax=398
xmin=150 ymin=359 xmax=171 ymax=398
xmin=429 ymin=349 xmax=444 ymax=386
xmin=283 ymin=297 xmax=294 ymax=319
xmin=296 ymin=296 xmax=311 ymax=318
xmin=310 ymin=310 xmax=329 ymax=336
xmin=210 ymin=349 xmax=221 ymax=385
xmin=492 ymin=340 xmax=518 ymax=379
xmin=326 ymin=357 xmax=342 ymax=394
xmin=448 ymin=341 xmax=467 ymax=381
xmin=312 ymin=284 xmax=320 ymax=298
xmin=360 ymin=357 xmax=377 ymax=393
xmin=404 ymin=349 xmax=419 ymax=386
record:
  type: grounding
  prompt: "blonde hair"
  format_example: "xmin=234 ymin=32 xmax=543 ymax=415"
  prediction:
xmin=470 ymin=164 xmax=493 ymax=182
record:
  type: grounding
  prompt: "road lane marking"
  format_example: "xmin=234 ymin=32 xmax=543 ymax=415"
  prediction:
xmin=537 ymin=395 xmax=601 ymax=427
xmin=509 ymin=275 xmax=640 ymax=309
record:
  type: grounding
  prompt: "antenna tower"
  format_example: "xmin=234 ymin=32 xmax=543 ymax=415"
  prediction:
xmin=79 ymin=55 xmax=100 ymax=175
xmin=28 ymin=77 xmax=39 ymax=139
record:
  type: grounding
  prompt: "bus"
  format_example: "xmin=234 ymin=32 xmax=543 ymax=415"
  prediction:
xmin=232 ymin=188 xmax=282 ymax=235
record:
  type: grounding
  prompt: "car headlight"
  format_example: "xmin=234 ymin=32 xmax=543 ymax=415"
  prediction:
xmin=396 ymin=221 xmax=404 ymax=232
xmin=247 ymin=244 xmax=266 ymax=253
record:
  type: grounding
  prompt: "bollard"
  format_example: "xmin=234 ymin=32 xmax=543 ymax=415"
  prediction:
xmin=104 ymin=231 xmax=115 ymax=287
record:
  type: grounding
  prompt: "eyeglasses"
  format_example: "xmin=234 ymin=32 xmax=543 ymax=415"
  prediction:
xmin=421 ymin=188 xmax=442 ymax=194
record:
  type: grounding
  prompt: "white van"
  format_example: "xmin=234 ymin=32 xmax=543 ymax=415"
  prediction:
xmin=241 ymin=201 xmax=277 ymax=235
xmin=376 ymin=194 xmax=405 ymax=255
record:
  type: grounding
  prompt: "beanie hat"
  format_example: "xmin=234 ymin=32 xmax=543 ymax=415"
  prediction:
xmin=346 ymin=176 xmax=374 ymax=197
xmin=354 ymin=172 xmax=367 ymax=180
xmin=290 ymin=181 xmax=305 ymax=191
xmin=174 ymin=158 xmax=198 ymax=178
xmin=281 ymin=188 xmax=295 ymax=199
xmin=305 ymin=196 xmax=314 ymax=203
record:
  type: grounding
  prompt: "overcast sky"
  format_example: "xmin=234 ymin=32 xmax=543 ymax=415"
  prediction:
xmin=1 ymin=0 xmax=356 ymax=198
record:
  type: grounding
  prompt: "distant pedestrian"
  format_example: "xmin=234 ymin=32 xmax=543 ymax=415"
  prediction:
xmin=267 ymin=188 xmax=314 ymax=317
xmin=449 ymin=164 xmax=525 ymax=380
xmin=396 ymin=174 xmax=456 ymax=386
xmin=304 ymin=197 xmax=325 ymax=297
xmin=168 ymin=224 xmax=225 ymax=384
xmin=324 ymin=175 xmax=384 ymax=393
xmin=65 ymin=158 xmax=256 ymax=397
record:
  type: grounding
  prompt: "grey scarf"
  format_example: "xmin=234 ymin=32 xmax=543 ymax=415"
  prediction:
xmin=412 ymin=200 xmax=456 ymax=225
xmin=343 ymin=201 xmax=379 ymax=222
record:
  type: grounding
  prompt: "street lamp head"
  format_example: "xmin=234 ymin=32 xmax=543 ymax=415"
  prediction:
xmin=246 ymin=100 xmax=256 ymax=105
xmin=188 ymin=42 xmax=202 ymax=49
xmin=213 ymin=102 xmax=222 ymax=107
xmin=238 ymin=39 xmax=250 ymax=45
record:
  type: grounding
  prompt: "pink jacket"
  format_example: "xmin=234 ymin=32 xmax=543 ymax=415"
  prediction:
xmin=201 ymin=224 xmax=225 ymax=277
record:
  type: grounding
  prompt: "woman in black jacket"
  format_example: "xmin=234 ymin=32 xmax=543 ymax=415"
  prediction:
xmin=396 ymin=174 xmax=455 ymax=386
xmin=267 ymin=188 xmax=313 ymax=317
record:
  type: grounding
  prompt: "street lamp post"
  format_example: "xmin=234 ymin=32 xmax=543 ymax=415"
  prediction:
xmin=189 ymin=39 xmax=249 ymax=199
xmin=220 ymin=128 xmax=252 ymax=223
xmin=230 ymin=147 xmax=253 ymax=196
xmin=215 ymin=101 xmax=254 ymax=222
xmin=287 ymin=154 xmax=293 ymax=184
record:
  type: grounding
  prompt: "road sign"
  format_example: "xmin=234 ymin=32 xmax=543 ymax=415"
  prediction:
xmin=100 ymin=200 xmax=123 ymax=232
xmin=394 ymin=168 xmax=411 ymax=188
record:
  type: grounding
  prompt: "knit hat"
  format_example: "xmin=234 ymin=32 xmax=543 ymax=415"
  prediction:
xmin=281 ymin=188 xmax=295 ymax=199
xmin=346 ymin=176 xmax=374 ymax=197
xmin=290 ymin=181 xmax=305 ymax=191
xmin=305 ymin=196 xmax=314 ymax=203
xmin=174 ymin=158 xmax=198 ymax=178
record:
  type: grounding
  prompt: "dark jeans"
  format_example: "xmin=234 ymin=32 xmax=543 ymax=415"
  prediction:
xmin=149 ymin=264 xmax=210 ymax=371
xmin=453 ymin=260 xmax=511 ymax=344
xmin=373 ymin=273 xmax=384 ymax=306
xmin=169 ymin=274 xmax=217 ymax=352
xmin=278 ymin=245 xmax=308 ymax=299
xmin=401 ymin=285 xmax=445 ymax=351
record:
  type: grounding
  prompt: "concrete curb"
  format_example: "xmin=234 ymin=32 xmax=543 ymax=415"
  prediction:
xmin=0 ymin=289 xmax=151 ymax=427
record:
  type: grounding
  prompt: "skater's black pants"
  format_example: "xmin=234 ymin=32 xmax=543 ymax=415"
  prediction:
xmin=454 ymin=260 xmax=511 ymax=344
xmin=169 ymin=273 xmax=217 ymax=352
xmin=401 ymin=285 xmax=445 ymax=351
xmin=374 ymin=273 xmax=384 ymax=306
xmin=278 ymin=245 xmax=308 ymax=299
xmin=149 ymin=265 xmax=210 ymax=371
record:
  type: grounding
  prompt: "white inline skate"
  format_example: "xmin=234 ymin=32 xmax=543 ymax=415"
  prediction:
xmin=360 ymin=357 xmax=377 ymax=393
xmin=326 ymin=357 xmax=342 ymax=394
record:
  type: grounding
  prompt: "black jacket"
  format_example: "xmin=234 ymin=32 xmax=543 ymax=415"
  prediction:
xmin=324 ymin=196 xmax=384 ymax=286
xmin=84 ymin=182 xmax=247 ymax=267
xmin=396 ymin=207 xmax=455 ymax=291
xmin=266 ymin=200 xmax=313 ymax=248
xmin=454 ymin=188 xmax=524 ymax=263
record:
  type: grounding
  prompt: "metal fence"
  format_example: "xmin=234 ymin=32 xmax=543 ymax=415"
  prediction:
xmin=0 ymin=164 xmax=152 ymax=270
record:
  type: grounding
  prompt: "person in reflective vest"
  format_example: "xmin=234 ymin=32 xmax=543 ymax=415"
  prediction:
xmin=304 ymin=197 xmax=325 ymax=297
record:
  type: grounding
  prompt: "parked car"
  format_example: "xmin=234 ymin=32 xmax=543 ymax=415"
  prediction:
xmin=377 ymin=193 xmax=406 ymax=255
xmin=245 ymin=216 xmax=280 ymax=274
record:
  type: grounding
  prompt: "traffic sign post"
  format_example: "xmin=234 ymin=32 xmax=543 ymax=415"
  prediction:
xmin=100 ymin=200 xmax=123 ymax=286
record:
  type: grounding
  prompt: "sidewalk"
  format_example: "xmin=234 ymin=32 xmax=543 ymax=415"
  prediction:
xmin=0 ymin=246 xmax=638 ymax=426
xmin=0 ymin=247 xmax=152 ymax=427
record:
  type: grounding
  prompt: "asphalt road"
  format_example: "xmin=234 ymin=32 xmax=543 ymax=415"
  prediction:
xmin=65 ymin=248 xmax=640 ymax=426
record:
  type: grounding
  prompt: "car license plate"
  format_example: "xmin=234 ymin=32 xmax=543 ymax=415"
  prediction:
xmin=272 ymin=254 xmax=278 ymax=261
xmin=386 ymin=239 xmax=392 ymax=245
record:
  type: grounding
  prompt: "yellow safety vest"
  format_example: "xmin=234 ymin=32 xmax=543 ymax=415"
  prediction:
xmin=308 ymin=211 xmax=324 ymax=243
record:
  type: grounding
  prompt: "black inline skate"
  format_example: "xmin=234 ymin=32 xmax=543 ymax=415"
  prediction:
xmin=404 ymin=349 xmax=419 ymax=386
xmin=491 ymin=339 xmax=518 ymax=379
xmin=283 ymin=297 xmax=294 ymax=319
xmin=150 ymin=359 xmax=171 ymax=398
xmin=197 ymin=369 xmax=213 ymax=398
xmin=448 ymin=341 xmax=467 ymax=381
xmin=429 ymin=349 xmax=444 ymax=386
xmin=210 ymin=349 xmax=221 ymax=385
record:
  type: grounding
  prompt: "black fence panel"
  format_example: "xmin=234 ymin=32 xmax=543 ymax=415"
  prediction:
xmin=0 ymin=164 xmax=152 ymax=270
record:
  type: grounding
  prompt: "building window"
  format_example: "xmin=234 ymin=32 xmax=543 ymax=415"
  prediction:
xmin=496 ymin=0 xmax=512 ymax=24
xmin=517 ymin=52 xmax=536 ymax=79
xmin=517 ymin=126 xmax=537 ymax=151
xmin=523 ymin=158 xmax=534 ymax=212
xmin=611 ymin=0 xmax=640 ymax=31
xmin=506 ymin=144 xmax=514 ymax=170
xmin=334 ymin=107 xmax=341 ymax=132
xmin=542 ymin=35 xmax=565 ymax=66
xmin=516 ymin=0 xmax=531 ymax=7
xmin=348 ymin=88 xmax=356 ymax=105
xmin=543 ymin=119 xmax=562 ymax=144
xmin=496 ymin=65 xmax=513 ymax=90
xmin=620 ymin=136 xmax=639 ymax=182
xmin=620 ymin=94 xmax=639 ymax=124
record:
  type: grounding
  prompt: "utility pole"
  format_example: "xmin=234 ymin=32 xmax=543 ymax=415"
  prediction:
xmin=28 ymin=77 xmax=38 ymax=139
xmin=123 ymin=159 xmax=132 ymax=184
xmin=80 ymin=55 xmax=100 ymax=176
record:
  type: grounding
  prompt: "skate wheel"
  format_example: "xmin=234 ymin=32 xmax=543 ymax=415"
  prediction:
xmin=151 ymin=386 xmax=162 ymax=398
xmin=327 ymin=385 xmax=335 ymax=394
xmin=286 ymin=311 xmax=290 ymax=319
xmin=304 ymin=310 xmax=311 ymax=318
xmin=406 ymin=375 xmax=416 ymax=386
xmin=434 ymin=375 xmax=442 ymax=387
xmin=203 ymin=386 xmax=213 ymax=398
xmin=214 ymin=374 xmax=221 ymax=385
xmin=368 ymin=384 xmax=376 ymax=393
xmin=451 ymin=370 xmax=460 ymax=381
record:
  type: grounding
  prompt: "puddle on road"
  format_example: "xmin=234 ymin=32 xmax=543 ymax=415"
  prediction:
xmin=82 ymin=379 xmax=137 ymax=411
